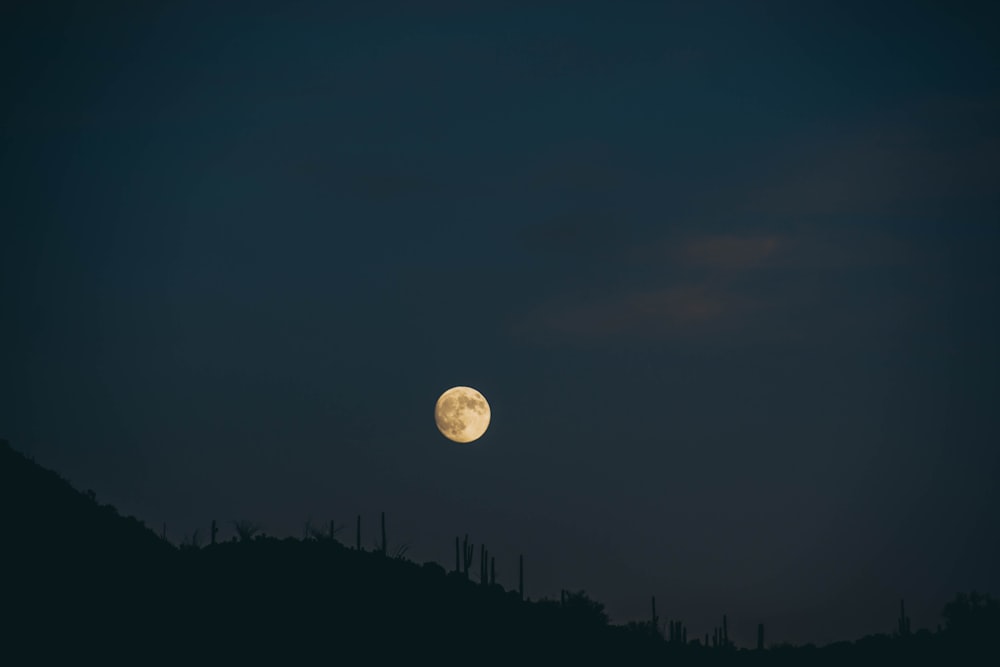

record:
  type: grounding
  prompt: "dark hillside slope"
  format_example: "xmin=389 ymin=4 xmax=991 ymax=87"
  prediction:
xmin=2 ymin=439 xmax=996 ymax=666
xmin=2 ymin=439 xmax=170 ymax=556
xmin=0 ymin=440 xmax=639 ymax=664
xmin=2 ymin=440 xmax=175 ymax=659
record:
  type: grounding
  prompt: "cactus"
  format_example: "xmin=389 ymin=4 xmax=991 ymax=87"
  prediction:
xmin=380 ymin=512 xmax=387 ymax=557
xmin=898 ymin=599 xmax=911 ymax=636
xmin=462 ymin=534 xmax=474 ymax=578
xmin=356 ymin=515 xmax=361 ymax=550
xmin=757 ymin=623 xmax=764 ymax=650
xmin=651 ymin=596 xmax=658 ymax=636
xmin=455 ymin=537 xmax=460 ymax=573
xmin=211 ymin=519 xmax=218 ymax=545
xmin=669 ymin=620 xmax=685 ymax=644
xmin=490 ymin=556 xmax=495 ymax=586
xmin=723 ymin=614 xmax=729 ymax=647
xmin=479 ymin=545 xmax=489 ymax=585
xmin=519 ymin=554 xmax=524 ymax=600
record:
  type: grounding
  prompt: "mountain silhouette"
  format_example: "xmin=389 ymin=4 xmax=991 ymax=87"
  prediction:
xmin=2 ymin=439 xmax=995 ymax=665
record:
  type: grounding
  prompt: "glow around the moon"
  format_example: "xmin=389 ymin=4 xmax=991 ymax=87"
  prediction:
xmin=435 ymin=386 xmax=490 ymax=443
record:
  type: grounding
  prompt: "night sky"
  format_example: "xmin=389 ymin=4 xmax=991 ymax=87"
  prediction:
xmin=3 ymin=1 xmax=998 ymax=646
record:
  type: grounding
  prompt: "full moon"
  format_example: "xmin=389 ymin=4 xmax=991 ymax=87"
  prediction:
xmin=434 ymin=386 xmax=491 ymax=443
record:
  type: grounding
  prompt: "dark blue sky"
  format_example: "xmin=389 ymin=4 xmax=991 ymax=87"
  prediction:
xmin=3 ymin=0 xmax=998 ymax=646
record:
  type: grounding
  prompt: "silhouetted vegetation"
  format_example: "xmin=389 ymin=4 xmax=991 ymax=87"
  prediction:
xmin=233 ymin=518 xmax=263 ymax=541
xmin=2 ymin=439 xmax=997 ymax=665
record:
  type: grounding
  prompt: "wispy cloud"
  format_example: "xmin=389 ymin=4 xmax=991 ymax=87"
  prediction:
xmin=631 ymin=228 xmax=916 ymax=273
xmin=682 ymin=234 xmax=784 ymax=269
xmin=739 ymin=96 xmax=1000 ymax=220
xmin=514 ymin=282 xmax=762 ymax=342
xmin=511 ymin=225 xmax=925 ymax=344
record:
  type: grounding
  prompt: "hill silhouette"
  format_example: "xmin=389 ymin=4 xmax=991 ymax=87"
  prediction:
xmin=2 ymin=439 xmax=996 ymax=665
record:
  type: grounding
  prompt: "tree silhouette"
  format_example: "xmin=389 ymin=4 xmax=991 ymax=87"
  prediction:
xmin=560 ymin=589 xmax=609 ymax=628
xmin=942 ymin=591 xmax=1000 ymax=640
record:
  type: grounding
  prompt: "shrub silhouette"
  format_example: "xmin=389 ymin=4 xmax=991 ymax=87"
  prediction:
xmin=232 ymin=519 xmax=263 ymax=541
xmin=560 ymin=589 xmax=609 ymax=628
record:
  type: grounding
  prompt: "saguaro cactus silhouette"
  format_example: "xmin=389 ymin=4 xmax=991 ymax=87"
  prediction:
xmin=519 ymin=554 xmax=524 ymax=600
xmin=898 ymin=599 xmax=911 ymax=636
xmin=669 ymin=620 xmax=686 ymax=644
xmin=210 ymin=519 xmax=218 ymax=545
xmin=758 ymin=623 xmax=765 ymax=650
xmin=650 ymin=596 xmax=658 ymax=636
xmin=380 ymin=512 xmax=387 ymax=557
xmin=356 ymin=515 xmax=361 ymax=550
xmin=479 ymin=544 xmax=489 ymax=585
xmin=462 ymin=534 xmax=474 ymax=578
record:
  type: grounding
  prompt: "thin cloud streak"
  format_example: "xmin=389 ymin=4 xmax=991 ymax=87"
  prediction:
xmin=513 ymin=227 xmax=926 ymax=344
xmin=683 ymin=234 xmax=783 ymax=269
xmin=514 ymin=282 xmax=761 ymax=342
